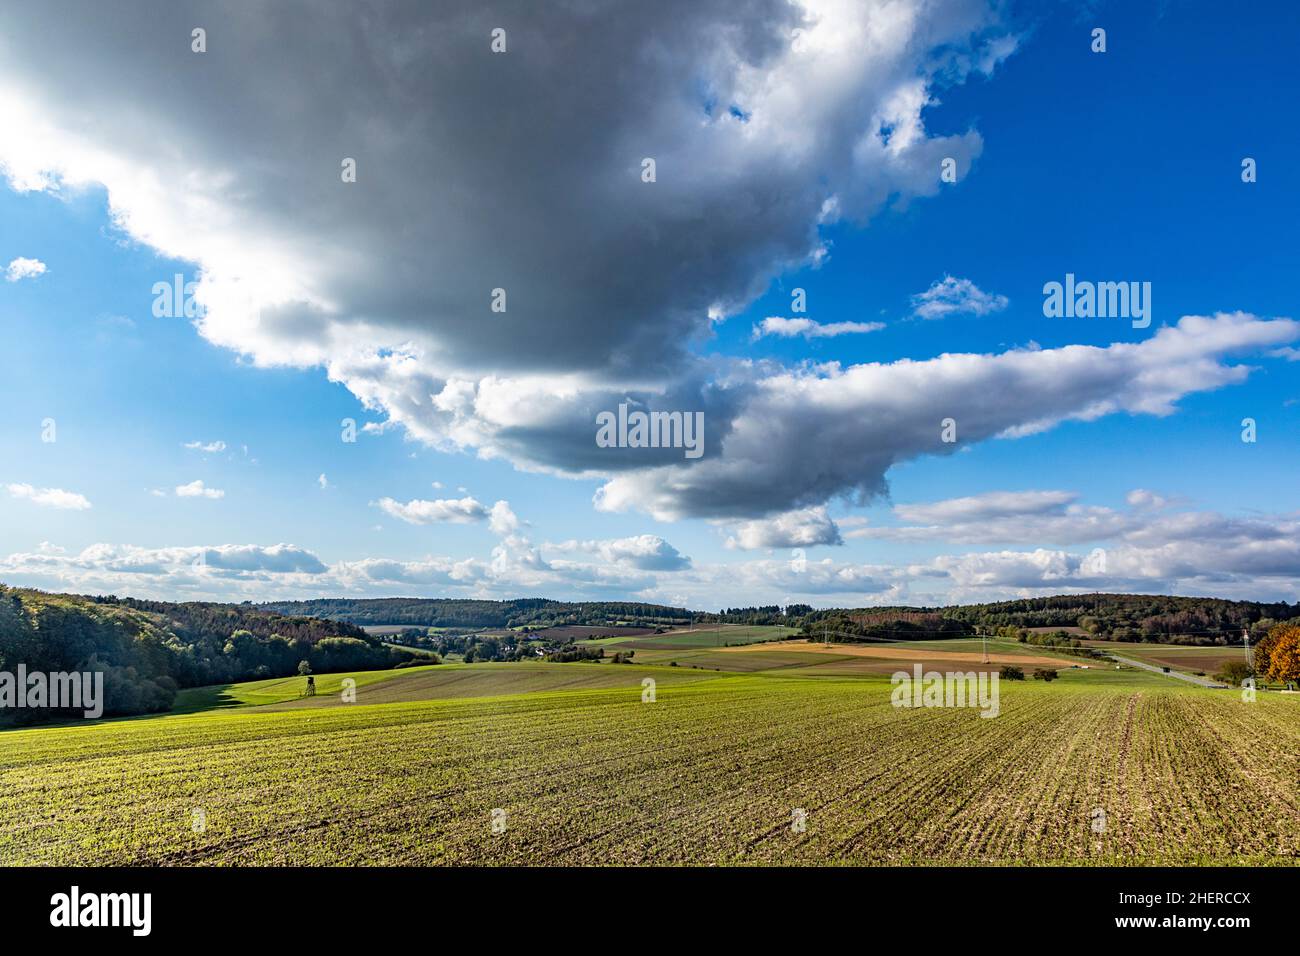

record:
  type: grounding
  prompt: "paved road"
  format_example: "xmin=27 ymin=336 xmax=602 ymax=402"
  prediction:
xmin=1104 ymin=653 xmax=1228 ymax=689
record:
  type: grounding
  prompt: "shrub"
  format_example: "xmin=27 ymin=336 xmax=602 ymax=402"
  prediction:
xmin=1000 ymin=665 xmax=1024 ymax=681
xmin=1214 ymin=660 xmax=1253 ymax=685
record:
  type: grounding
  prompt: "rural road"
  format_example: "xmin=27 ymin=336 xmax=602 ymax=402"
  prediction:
xmin=1104 ymin=653 xmax=1228 ymax=689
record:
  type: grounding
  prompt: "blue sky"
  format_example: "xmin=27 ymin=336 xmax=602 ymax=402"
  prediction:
xmin=1 ymin=0 xmax=1296 ymax=607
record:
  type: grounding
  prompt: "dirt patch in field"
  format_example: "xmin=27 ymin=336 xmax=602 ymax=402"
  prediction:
xmin=1083 ymin=641 xmax=1241 ymax=675
xmin=719 ymin=640 xmax=1067 ymax=669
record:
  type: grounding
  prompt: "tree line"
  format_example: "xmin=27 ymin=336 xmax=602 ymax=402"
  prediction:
xmin=256 ymin=597 xmax=692 ymax=628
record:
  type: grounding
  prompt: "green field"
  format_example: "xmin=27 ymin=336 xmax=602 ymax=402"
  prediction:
xmin=1 ymin=656 xmax=1296 ymax=866
xmin=261 ymin=661 xmax=721 ymax=708
xmin=171 ymin=667 xmax=440 ymax=712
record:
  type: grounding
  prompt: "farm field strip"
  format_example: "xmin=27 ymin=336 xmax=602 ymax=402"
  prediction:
xmin=597 ymin=624 xmax=794 ymax=651
xmin=264 ymin=662 xmax=720 ymax=709
xmin=717 ymin=639 xmax=1069 ymax=669
xmin=1081 ymin=641 xmax=1245 ymax=676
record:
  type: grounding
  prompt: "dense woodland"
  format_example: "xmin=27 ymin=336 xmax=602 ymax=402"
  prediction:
xmin=264 ymin=593 xmax=1298 ymax=645
xmin=940 ymin=594 xmax=1298 ymax=643
xmin=258 ymin=597 xmax=692 ymax=629
xmin=0 ymin=586 xmax=416 ymax=725
xmin=712 ymin=595 xmax=1297 ymax=645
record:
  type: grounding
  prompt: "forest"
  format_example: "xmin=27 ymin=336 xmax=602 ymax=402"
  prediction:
xmin=0 ymin=586 xmax=415 ymax=724
xmin=257 ymin=597 xmax=692 ymax=629
xmin=261 ymin=594 xmax=1298 ymax=645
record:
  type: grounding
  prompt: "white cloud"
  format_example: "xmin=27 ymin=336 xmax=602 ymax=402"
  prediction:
xmin=0 ymin=543 xmax=326 ymax=597
xmin=547 ymin=534 xmax=691 ymax=571
xmin=1125 ymin=488 xmax=1168 ymax=511
xmin=850 ymin=489 xmax=1157 ymax=546
xmin=317 ymin=473 xmax=328 ymax=489
xmin=4 ymin=256 xmax=46 ymax=282
xmin=893 ymin=490 xmax=1078 ymax=524
xmin=175 ymin=479 xmax=224 ymax=499
xmin=593 ymin=313 xmax=1299 ymax=521
xmin=752 ymin=317 xmax=884 ymax=340
xmin=373 ymin=495 xmax=488 ymax=525
xmin=724 ymin=507 xmax=842 ymax=549
xmin=3 ymin=497 xmax=1297 ymax=604
xmin=6 ymin=483 xmax=90 ymax=510
xmin=928 ymin=519 xmax=1300 ymax=597
xmin=910 ymin=275 xmax=1008 ymax=320
xmin=184 ymin=440 xmax=226 ymax=453
xmin=488 ymin=500 xmax=520 ymax=536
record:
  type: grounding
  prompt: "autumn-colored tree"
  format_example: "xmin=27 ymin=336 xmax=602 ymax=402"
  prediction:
xmin=1253 ymin=626 xmax=1280 ymax=678
xmin=1263 ymin=622 xmax=1300 ymax=684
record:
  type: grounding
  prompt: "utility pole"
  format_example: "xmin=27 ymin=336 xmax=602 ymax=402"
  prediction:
xmin=982 ymin=631 xmax=989 ymax=664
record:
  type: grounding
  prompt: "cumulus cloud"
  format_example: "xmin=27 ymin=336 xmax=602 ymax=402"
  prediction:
xmin=195 ymin=544 xmax=328 ymax=574
xmin=893 ymin=490 xmax=1077 ymax=524
xmin=929 ymin=518 xmax=1300 ymax=597
xmin=751 ymin=317 xmax=884 ymax=340
xmin=0 ymin=543 xmax=325 ymax=596
xmin=0 ymin=0 xmax=1012 ymax=516
xmin=4 ymin=494 xmax=1297 ymax=604
xmin=548 ymin=534 xmax=691 ymax=571
xmin=595 ymin=313 xmax=1300 ymax=520
xmin=1125 ymin=488 xmax=1168 ymax=511
xmin=909 ymin=275 xmax=1008 ymax=320
xmin=6 ymin=483 xmax=91 ymax=510
xmin=373 ymin=495 xmax=491 ymax=525
xmin=488 ymin=500 xmax=520 ymax=536
xmin=724 ymin=506 xmax=842 ymax=549
xmin=4 ymin=256 xmax=46 ymax=282
xmin=851 ymin=488 xmax=1176 ymax=546
xmin=175 ymin=479 xmax=224 ymax=499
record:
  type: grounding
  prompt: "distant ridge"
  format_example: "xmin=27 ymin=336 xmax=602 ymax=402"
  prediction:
xmin=257 ymin=592 xmax=1299 ymax=643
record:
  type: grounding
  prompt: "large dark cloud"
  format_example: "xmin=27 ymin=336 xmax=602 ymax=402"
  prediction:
xmin=0 ymin=1 xmax=1005 ymax=503
xmin=0 ymin=0 xmax=994 ymax=374
xmin=14 ymin=3 xmax=1293 ymax=534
